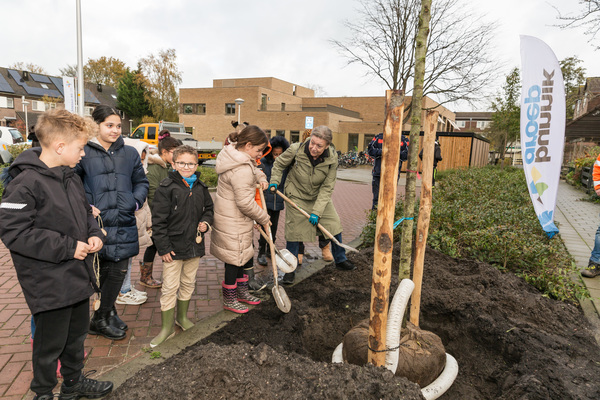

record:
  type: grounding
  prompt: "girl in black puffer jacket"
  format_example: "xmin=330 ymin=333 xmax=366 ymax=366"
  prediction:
xmin=74 ymin=105 xmax=148 ymax=340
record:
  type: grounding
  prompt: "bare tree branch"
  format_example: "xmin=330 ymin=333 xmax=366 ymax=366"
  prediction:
xmin=554 ymin=1 xmax=600 ymax=49
xmin=331 ymin=0 xmax=499 ymax=107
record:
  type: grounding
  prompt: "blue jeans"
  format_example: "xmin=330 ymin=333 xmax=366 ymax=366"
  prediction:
xmin=120 ymin=258 xmax=132 ymax=294
xmin=287 ymin=233 xmax=346 ymax=264
xmin=590 ymin=224 xmax=600 ymax=264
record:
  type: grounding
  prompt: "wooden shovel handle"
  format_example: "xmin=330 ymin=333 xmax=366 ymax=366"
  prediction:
xmin=275 ymin=190 xmax=336 ymax=241
xmin=258 ymin=186 xmax=280 ymax=287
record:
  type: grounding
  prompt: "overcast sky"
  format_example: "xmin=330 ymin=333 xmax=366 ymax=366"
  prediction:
xmin=3 ymin=0 xmax=598 ymax=111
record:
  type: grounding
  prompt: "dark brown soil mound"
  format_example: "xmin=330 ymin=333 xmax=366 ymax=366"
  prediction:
xmin=108 ymin=245 xmax=600 ymax=400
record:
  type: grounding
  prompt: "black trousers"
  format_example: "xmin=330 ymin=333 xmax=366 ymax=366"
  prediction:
xmin=143 ymin=242 xmax=158 ymax=263
xmin=31 ymin=299 xmax=88 ymax=394
xmin=258 ymin=209 xmax=281 ymax=254
xmin=224 ymin=258 xmax=253 ymax=286
xmin=99 ymin=259 xmax=129 ymax=314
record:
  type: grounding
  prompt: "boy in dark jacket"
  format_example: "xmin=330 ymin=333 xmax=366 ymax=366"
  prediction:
xmin=0 ymin=110 xmax=113 ymax=400
xmin=150 ymin=145 xmax=214 ymax=347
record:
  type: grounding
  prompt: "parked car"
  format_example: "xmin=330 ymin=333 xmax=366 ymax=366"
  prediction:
xmin=0 ymin=139 xmax=13 ymax=164
xmin=0 ymin=127 xmax=25 ymax=144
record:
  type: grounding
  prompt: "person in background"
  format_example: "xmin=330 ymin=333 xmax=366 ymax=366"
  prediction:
xmin=140 ymin=135 xmax=183 ymax=289
xmin=419 ymin=138 xmax=443 ymax=187
xmin=367 ymin=132 xmax=409 ymax=210
xmin=28 ymin=125 xmax=40 ymax=148
xmin=150 ymin=145 xmax=214 ymax=347
xmin=114 ymin=138 xmax=152 ymax=306
xmin=269 ymin=125 xmax=355 ymax=285
xmin=0 ymin=109 xmax=113 ymax=400
xmin=211 ymin=125 xmax=270 ymax=313
xmin=256 ymin=136 xmax=290 ymax=279
xmin=74 ymin=105 xmax=148 ymax=341
xmin=582 ymin=151 xmax=600 ymax=278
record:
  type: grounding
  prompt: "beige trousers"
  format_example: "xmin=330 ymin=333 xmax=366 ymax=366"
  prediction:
xmin=160 ymin=257 xmax=200 ymax=311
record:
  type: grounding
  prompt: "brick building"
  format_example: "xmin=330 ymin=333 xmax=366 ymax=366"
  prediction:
xmin=179 ymin=77 xmax=456 ymax=153
xmin=454 ymin=111 xmax=493 ymax=133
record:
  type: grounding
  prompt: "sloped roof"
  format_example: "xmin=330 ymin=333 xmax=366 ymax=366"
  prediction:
xmin=566 ymin=104 xmax=600 ymax=140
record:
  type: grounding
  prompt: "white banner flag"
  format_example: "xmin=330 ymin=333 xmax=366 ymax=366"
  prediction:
xmin=63 ymin=76 xmax=76 ymax=113
xmin=520 ymin=35 xmax=565 ymax=238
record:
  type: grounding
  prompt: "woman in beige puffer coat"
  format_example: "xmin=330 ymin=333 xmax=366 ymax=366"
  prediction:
xmin=211 ymin=125 xmax=271 ymax=313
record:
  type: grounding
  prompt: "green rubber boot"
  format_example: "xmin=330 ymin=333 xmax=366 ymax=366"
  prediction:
xmin=175 ymin=300 xmax=194 ymax=331
xmin=150 ymin=308 xmax=175 ymax=348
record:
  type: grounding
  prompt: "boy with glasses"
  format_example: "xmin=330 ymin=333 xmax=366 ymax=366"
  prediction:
xmin=150 ymin=145 xmax=214 ymax=347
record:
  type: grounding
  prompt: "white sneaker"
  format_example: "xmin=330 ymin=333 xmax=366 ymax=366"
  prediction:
xmin=116 ymin=290 xmax=147 ymax=305
xmin=130 ymin=287 xmax=147 ymax=298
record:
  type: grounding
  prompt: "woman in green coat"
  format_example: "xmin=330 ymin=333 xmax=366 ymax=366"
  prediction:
xmin=269 ymin=125 xmax=355 ymax=284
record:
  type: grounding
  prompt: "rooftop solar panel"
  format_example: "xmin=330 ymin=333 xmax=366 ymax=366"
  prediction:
xmin=0 ymin=73 xmax=15 ymax=93
xmin=8 ymin=69 xmax=62 ymax=98
xmin=85 ymin=89 xmax=100 ymax=104
xmin=30 ymin=73 xmax=51 ymax=84
xmin=49 ymin=77 xmax=64 ymax=95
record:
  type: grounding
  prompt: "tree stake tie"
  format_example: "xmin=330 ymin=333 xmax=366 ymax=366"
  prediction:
xmin=393 ymin=217 xmax=414 ymax=230
xmin=406 ymin=169 xmax=421 ymax=179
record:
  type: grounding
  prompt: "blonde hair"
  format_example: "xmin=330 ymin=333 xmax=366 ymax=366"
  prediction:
xmin=35 ymin=109 xmax=97 ymax=147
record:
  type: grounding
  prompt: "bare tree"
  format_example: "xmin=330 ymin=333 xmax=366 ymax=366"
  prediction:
xmin=59 ymin=64 xmax=78 ymax=77
xmin=331 ymin=0 xmax=498 ymax=107
xmin=304 ymin=83 xmax=328 ymax=97
xmin=555 ymin=1 xmax=600 ymax=49
xmin=9 ymin=62 xmax=47 ymax=74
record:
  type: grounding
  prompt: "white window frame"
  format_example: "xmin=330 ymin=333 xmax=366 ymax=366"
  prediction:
xmin=84 ymin=106 xmax=94 ymax=116
xmin=457 ymin=120 xmax=466 ymax=128
xmin=32 ymin=100 xmax=45 ymax=111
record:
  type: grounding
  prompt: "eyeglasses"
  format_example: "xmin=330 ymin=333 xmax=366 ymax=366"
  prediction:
xmin=174 ymin=161 xmax=198 ymax=169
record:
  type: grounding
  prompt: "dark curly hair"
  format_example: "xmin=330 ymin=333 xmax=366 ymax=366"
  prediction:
xmin=264 ymin=136 xmax=290 ymax=161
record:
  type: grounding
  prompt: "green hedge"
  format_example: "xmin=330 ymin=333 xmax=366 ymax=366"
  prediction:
xmin=361 ymin=166 xmax=587 ymax=304
xmin=197 ymin=166 xmax=218 ymax=187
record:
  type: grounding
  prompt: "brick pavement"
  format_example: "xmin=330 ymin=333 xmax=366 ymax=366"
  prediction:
xmin=0 ymin=171 xmax=383 ymax=400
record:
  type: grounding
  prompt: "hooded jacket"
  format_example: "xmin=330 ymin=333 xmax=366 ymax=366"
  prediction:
xmin=210 ymin=144 xmax=269 ymax=266
xmin=270 ymin=139 xmax=342 ymax=242
xmin=74 ymin=136 xmax=148 ymax=262
xmin=0 ymin=148 xmax=104 ymax=314
xmin=152 ymin=170 xmax=214 ymax=260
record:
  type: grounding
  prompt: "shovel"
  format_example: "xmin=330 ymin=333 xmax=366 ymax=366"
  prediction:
xmin=258 ymin=187 xmax=291 ymax=313
xmin=257 ymin=226 xmax=297 ymax=273
xmin=275 ymin=190 xmax=359 ymax=253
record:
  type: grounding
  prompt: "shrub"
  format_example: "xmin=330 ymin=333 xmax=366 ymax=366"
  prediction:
xmin=8 ymin=144 xmax=30 ymax=161
xmin=197 ymin=166 xmax=217 ymax=187
xmin=360 ymin=165 xmax=588 ymax=304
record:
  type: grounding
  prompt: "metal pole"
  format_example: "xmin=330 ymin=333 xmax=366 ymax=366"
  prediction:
xmin=237 ymin=104 xmax=241 ymax=124
xmin=76 ymin=0 xmax=85 ymax=116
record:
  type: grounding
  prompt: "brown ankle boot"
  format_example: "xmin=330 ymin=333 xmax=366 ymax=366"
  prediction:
xmin=139 ymin=261 xmax=162 ymax=288
xmin=321 ymin=244 xmax=333 ymax=262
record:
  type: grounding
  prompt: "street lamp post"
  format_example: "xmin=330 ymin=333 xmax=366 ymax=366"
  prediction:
xmin=129 ymin=119 xmax=133 ymax=136
xmin=21 ymin=96 xmax=29 ymax=136
xmin=235 ymin=98 xmax=245 ymax=124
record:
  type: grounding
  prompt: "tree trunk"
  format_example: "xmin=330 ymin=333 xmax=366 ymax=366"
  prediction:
xmin=399 ymin=0 xmax=433 ymax=279
xmin=409 ymin=110 xmax=438 ymax=327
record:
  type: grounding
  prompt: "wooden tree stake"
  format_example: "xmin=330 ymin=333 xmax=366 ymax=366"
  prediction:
xmin=368 ymin=90 xmax=404 ymax=367
xmin=409 ymin=110 xmax=438 ymax=327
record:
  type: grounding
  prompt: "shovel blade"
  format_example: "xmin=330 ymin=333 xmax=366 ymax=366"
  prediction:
xmin=273 ymin=286 xmax=291 ymax=313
